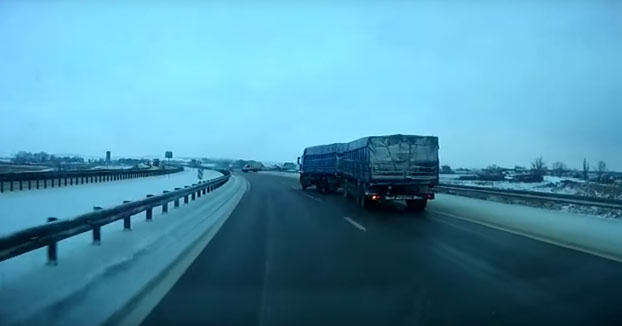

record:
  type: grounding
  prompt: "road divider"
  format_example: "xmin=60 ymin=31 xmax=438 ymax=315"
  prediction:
xmin=0 ymin=170 xmax=230 ymax=265
xmin=0 ymin=167 xmax=184 ymax=193
xmin=437 ymin=184 xmax=622 ymax=209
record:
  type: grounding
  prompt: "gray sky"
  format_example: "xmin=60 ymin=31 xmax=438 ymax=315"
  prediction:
xmin=1 ymin=1 xmax=621 ymax=170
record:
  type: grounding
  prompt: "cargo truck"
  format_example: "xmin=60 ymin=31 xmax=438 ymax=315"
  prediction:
xmin=298 ymin=143 xmax=345 ymax=192
xmin=298 ymin=134 xmax=439 ymax=211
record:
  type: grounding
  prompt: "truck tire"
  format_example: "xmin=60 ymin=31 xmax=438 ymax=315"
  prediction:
xmin=406 ymin=199 xmax=427 ymax=212
xmin=358 ymin=185 xmax=368 ymax=209
xmin=318 ymin=178 xmax=327 ymax=193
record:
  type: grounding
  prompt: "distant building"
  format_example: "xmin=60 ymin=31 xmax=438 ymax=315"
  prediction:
xmin=106 ymin=151 xmax=111 ymax=163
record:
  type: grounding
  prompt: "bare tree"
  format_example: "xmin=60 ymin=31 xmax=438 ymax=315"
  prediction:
xmin=531 ymin=157 xmax=547 ymax=176
xmin=551 ymin=162 xmax=567 ymax=177
xmin=583 ymin=158 xmax=590 ymax=180
xmin=597 ymin=161 xmax=607 ymax=181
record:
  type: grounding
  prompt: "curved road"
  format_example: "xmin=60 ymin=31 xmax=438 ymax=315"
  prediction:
xmin=142 ymin=172 xmax=622 ymax=325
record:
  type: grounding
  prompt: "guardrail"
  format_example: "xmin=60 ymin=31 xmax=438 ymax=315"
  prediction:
xmin=0 ymin=171 xmax=231 ymax=265
xmin=437 ymin=184 xmax=622 ymax=209
xmin=0 ymin=167 xmax=184 ymax=193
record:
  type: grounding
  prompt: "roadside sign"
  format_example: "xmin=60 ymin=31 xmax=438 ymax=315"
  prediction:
xmin=198 ymin=168 xmax=204 ymax=180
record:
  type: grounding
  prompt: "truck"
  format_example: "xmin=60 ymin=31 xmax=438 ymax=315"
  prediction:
xmin=299 ymin=134 xmax=439 ymax=211
xmin=298 ymin=143 xmax=346 ymax=192
xmin=242 ymin=161 xmax=263 ymax=172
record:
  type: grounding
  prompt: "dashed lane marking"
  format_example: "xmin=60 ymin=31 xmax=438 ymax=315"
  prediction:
xmin=344 ymin=217 xmax=366 ymax=232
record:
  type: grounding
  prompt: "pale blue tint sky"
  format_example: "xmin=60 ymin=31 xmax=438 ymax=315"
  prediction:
xmin=1 ymin=1 xmax=621 ymax=169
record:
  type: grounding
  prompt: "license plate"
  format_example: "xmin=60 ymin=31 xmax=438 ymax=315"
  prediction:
xmin=385 ymin=195 xmax=418 ymax=200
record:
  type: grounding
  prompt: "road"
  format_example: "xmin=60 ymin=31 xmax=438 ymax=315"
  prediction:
xmin=142 ymin=173 xmax=622 ymax=325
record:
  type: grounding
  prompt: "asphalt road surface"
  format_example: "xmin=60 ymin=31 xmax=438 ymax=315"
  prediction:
xmin=142 ymin=173 xmax=622 ymax=325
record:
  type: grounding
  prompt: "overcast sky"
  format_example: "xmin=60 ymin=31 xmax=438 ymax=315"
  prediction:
xmin=1 ymin=1 xmax=621 ymax=169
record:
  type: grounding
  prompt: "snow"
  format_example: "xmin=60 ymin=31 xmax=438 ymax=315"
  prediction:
xmin=429 ymin=194 xmax=622 ymax=261
xmin=0 ymin=168 xmax=220 ymax=236
xmin=0 ymin=175 xmax=248 ymax=326
xmin=90 ymin=165 xmax=134 ymax=170
xmin=440 ymin=175 xmax=585 ymax=194
xmin=259 ymin=171 xmax=300 ymax=179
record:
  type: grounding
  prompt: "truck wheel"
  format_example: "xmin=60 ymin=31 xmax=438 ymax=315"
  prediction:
xmin=406 ymin=199 xmax=427 ymax=212
xmin=359 ymin=193 xmax=369 ymax=209
xmin=317 ymin=178 xmax=326 ymax=193
xmin=358 ymin=187 xmax=368 ymax=209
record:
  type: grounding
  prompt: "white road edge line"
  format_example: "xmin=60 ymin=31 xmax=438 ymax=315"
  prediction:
xmin=344 ymin=217 xmax=366 ymax=232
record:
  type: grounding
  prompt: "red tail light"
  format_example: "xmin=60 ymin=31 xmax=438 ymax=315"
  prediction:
xmin=371 ymin=195 xmax=381 ymax=201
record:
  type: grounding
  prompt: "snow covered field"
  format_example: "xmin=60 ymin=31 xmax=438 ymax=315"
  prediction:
xmin=0 ymin=168 xmax=219 ymax=236
xmin=440 ymin=174 xmax=585 ymax=193
xmin=0 ymin=174 xmax=247 ymax=326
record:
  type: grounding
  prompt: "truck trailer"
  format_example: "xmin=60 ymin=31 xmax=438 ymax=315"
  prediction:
xmin=298 ymin=143 xmax=346 ymax=192
xmin=299 ymin=134 xmax=439 ymax=211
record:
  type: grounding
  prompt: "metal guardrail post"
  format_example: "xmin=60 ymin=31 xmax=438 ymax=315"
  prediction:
xmin=10 ymin=180 xmax=13 ymax=191
xmin=47 ymin=217 xmax=58 ymax=265
xmin=174 ymin=188 xmax=181 ymax=207
xmin=36 ymin=179 xmax=39 ymax=189
xmin=19 ymin=179 xmax=23 ymax=191
xmin=123 ymin=201 xmax=132 ymax=230
xmin=92 ymin=207 xmax=103 ymax=245
xmin=180 ymin=186 xmax=188 ymax=204
xmin=1 ymin=181 xmax=3 ymax=192
xmin=146 ymin=194 xmax=154 ymax=221
xmin=162 ymin=191 xmax=169 ymax=213
xmin=28 ymin=180 xmax=31 ymax=190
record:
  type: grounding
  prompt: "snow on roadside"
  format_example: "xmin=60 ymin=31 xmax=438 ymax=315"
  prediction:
xmin=440 ymin=174 xmax=607 ymax=197
xmin=259 ymin=171 xmax=299 ymax=179
xmin=0 ymin=175 xmax=247 ymax=326
xmin=0 ymin=168 xmax=218 ymax=236
xmin=429 ymin=194 xmax=622 ymax=261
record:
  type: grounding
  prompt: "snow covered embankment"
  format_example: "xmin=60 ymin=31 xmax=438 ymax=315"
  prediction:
xmin=429 ymin=194 xmax=622 ymax=262
xmin=0 ymin=175 xmax=248 ymax=326
xmin=259 ymin=170 xmax=299 ymax=179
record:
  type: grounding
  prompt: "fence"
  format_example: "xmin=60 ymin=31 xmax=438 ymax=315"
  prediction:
xmin=0 ymin=167 xmax=184 ymax=193
xmin=0 ymin=171 xmax=231 ymax=265
xmin=436 ymin=184 xmax=622 ymax=209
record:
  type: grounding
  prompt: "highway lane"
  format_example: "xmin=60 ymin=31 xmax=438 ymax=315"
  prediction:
xmin=142 ymin=172 xmax=622 ymax=325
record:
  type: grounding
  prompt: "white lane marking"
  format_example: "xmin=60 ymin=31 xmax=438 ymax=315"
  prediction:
xmin=344 ymin=217 xmax=366 ymax=232
xmin=304 ymin=193 xmax=322 ymax=202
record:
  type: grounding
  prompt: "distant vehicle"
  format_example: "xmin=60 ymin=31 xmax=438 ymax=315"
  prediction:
xmin=242 ymin=162 xmax=263 ymax=172
xmin=299 ymin=134 xmax=439 ymax=211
